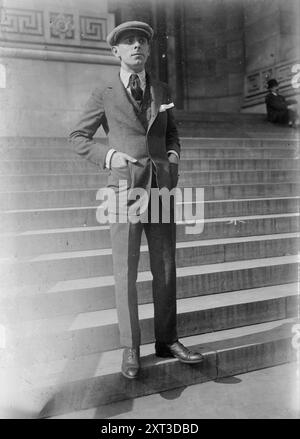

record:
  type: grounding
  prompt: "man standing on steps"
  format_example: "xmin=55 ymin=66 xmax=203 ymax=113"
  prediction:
xmin=69 ymin=21 xmax=203 ymax=379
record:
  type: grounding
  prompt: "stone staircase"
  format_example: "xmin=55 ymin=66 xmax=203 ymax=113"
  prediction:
xmin=0 ymin=118 xmax=299 ymax=418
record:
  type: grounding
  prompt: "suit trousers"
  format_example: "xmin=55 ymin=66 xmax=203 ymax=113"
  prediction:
xmin=110 ymin=196 xmax=178 ymax=348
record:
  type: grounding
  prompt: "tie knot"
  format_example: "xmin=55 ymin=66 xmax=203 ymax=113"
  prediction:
xmin=129 ymin=74 xmax=143 ymax=102
xmin=129 ymin=74 xmax=140 ymax=87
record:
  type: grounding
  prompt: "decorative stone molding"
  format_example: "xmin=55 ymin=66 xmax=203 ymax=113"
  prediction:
xmin=0 ymin=7 xmax=113 ymax=52
xmin=49 ymin=13 xmax=75 ymax=40
xmin=0 ymin=8 xmax=44 ymax=38
xmin=243 ymin=59 xmax=300 ymax=108
xmin=0 ymin=46 xmax=119 ymax=65
xmin=80 ymin=16 xmax=107 ymax=42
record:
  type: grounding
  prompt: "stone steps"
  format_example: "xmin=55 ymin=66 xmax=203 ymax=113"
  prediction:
xmin=1 ymin=130 xmax=299 ymax=418
xmin=180 ymin=138 xmax=298 ymax=148
xmin=174 ymin=111 xmax=266 ymax=122
xmin=1 ymin=183 xmax=299 ymax=210
xmin=1 ymin=256 xmax=298 ymax=321
xmin=181 ymin=148 xmax=298 ymax=158
xmin=2 ymin=317 xmax=296 ymax=418
xmin=1 ymin=158 xmax=299 ymax=174
xmin=1 ymin=146 xmax=298 ymax=160
xmin=1 ymin=197 xmax=298 ymax=232
xmin=1 ymin=213 xmax=299 ymax=258
xmin=0 ymin=137 xmax=74 ymax=148
xmin=1 ymin=233 xmax=298 ymax=286
xmin=174 ymin=115 xmax=299 ymax=137
xmin=1 ymin=170 xmax=300 ymax=191
xmin=178 ymin=126 xmax=298 ymax=138
xmin=0 ymin=136 xmax=297 ymax=148
xmin=4 ymin=283 xmax=298 ymax=363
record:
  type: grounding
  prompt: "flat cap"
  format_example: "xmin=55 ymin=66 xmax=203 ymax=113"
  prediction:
xmin=267 ymin=78 xmax=279 ymax=89
xmin=106 ymin=21 xmax=154 ymax=46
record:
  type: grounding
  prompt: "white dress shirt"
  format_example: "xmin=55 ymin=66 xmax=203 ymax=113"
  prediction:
xmin=105 ymin=67 xmax=179 ymax=168
xmin=120 ymin=68 xmax=147 ymax=96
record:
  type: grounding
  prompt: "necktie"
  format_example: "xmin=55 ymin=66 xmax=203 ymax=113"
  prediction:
xmin=129 ymin=74 xmax=143 ymax=103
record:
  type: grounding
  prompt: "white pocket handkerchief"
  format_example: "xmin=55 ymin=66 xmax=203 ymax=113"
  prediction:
xmin=159 ymin=102 xmax=175 ymax=112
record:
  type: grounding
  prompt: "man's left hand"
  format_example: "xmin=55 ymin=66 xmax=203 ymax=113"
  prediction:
xmin=168 ymin=153 xmax=179 ymax=164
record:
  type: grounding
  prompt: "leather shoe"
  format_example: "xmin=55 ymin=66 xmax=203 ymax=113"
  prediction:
xmin=121 ymin=347 xmax=140 ymax=379
xmin=155 ymin=340 xmax=204 ymax=364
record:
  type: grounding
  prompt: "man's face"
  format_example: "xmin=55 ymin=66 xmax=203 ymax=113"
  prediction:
xmin=112 ymin=30 xmax=150 ymax=72
xmin=270 ymin=83 xmax=279 ymax=93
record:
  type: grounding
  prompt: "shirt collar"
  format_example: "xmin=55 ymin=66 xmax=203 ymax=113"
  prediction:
xmin=120 ymin=68 xmax=146 ymax=90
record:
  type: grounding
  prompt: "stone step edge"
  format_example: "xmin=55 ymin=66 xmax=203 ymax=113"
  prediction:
xmin=1 ymin=135 xmax=297 ymax=140
xmin=2 ymin=169 xmax=299 ymax=178
xmin=181 ymin=136 xmax=299 ymax=141
xmin=0 ymin=141 xmax=298 ymax=149
xmin=1 ymin=181 xmax=299 ymax=195
xmin=5 ymin=283 xmax=298 ymax=336
xmin=15 ymin=317 xmax=300 ymax=383
xmin=4 ymin=317 xmax=296 ymax=384
xmin=3 ymin=195 xmax=300 ymax=214
xmin=1 ymin=231 xmax=297 ymax=264
xmin=2 ymin=157 xmax=299 ymax=163
xmin=2 ymin=147 xmax=298 ymax=155
xmin=2 ymin=318 xmax=297 ymax=418
xmin=1 ymin=212 xmax=299 ymax=238
xmin=1 ymin=136 xmax=298 ymax=145
xmin=2 ymin=151 xmax=298 ymax=160
xmin=180 ymin=143 xmax=299 ymax=149
xmin=2 ymin=255 xmax=298 ymax=298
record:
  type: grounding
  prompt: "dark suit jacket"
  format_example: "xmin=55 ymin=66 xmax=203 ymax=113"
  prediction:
xmin=69 ymin=72 xmax=181 ymax=194
xmin=265 ymin=92 xmax=289 ymax=123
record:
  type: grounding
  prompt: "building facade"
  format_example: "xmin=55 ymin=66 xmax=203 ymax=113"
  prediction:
xmin=0 ymin=0 xmax=299 ymax=136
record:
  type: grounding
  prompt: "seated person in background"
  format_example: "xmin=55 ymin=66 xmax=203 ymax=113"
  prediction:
xmin=265 ymin=78 xmax=299 ymax=128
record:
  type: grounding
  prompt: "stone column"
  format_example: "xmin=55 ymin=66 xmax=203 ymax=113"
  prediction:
xmin=181 ymin=0 xmax=245 ymax=112
xmin=164 ymin=0 xmax=185 ymax=109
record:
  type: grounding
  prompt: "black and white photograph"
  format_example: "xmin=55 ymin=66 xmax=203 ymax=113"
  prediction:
xmin=0 ymin=0 xmax=299 ymax=423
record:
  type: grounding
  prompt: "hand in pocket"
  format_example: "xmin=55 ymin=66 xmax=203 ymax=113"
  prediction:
xmin=111 ymin=152 xmax=137 ymax=168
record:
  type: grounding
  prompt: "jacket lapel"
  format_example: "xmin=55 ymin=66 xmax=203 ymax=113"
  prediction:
xmin=105 ymin=72 xmax=164 ymax=134
xmin=147 ymin=76 xmax=163 ymax=133
xmin=108 ymin=72 xmax=145 ymax=132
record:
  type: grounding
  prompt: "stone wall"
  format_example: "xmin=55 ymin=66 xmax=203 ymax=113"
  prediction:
xmin=0 ymin=0 xmax=117 ymax=137
xmin=1 ymin=0 xmax=299 ymax=126
xmin=182 ymin=0 xmax=245 ymax=112
xmin=177 ymin=0 xmax=299 ymax=113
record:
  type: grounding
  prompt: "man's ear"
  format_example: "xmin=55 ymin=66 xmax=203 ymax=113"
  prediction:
xmin=111 ymin=46 xmax=120 ymax=59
